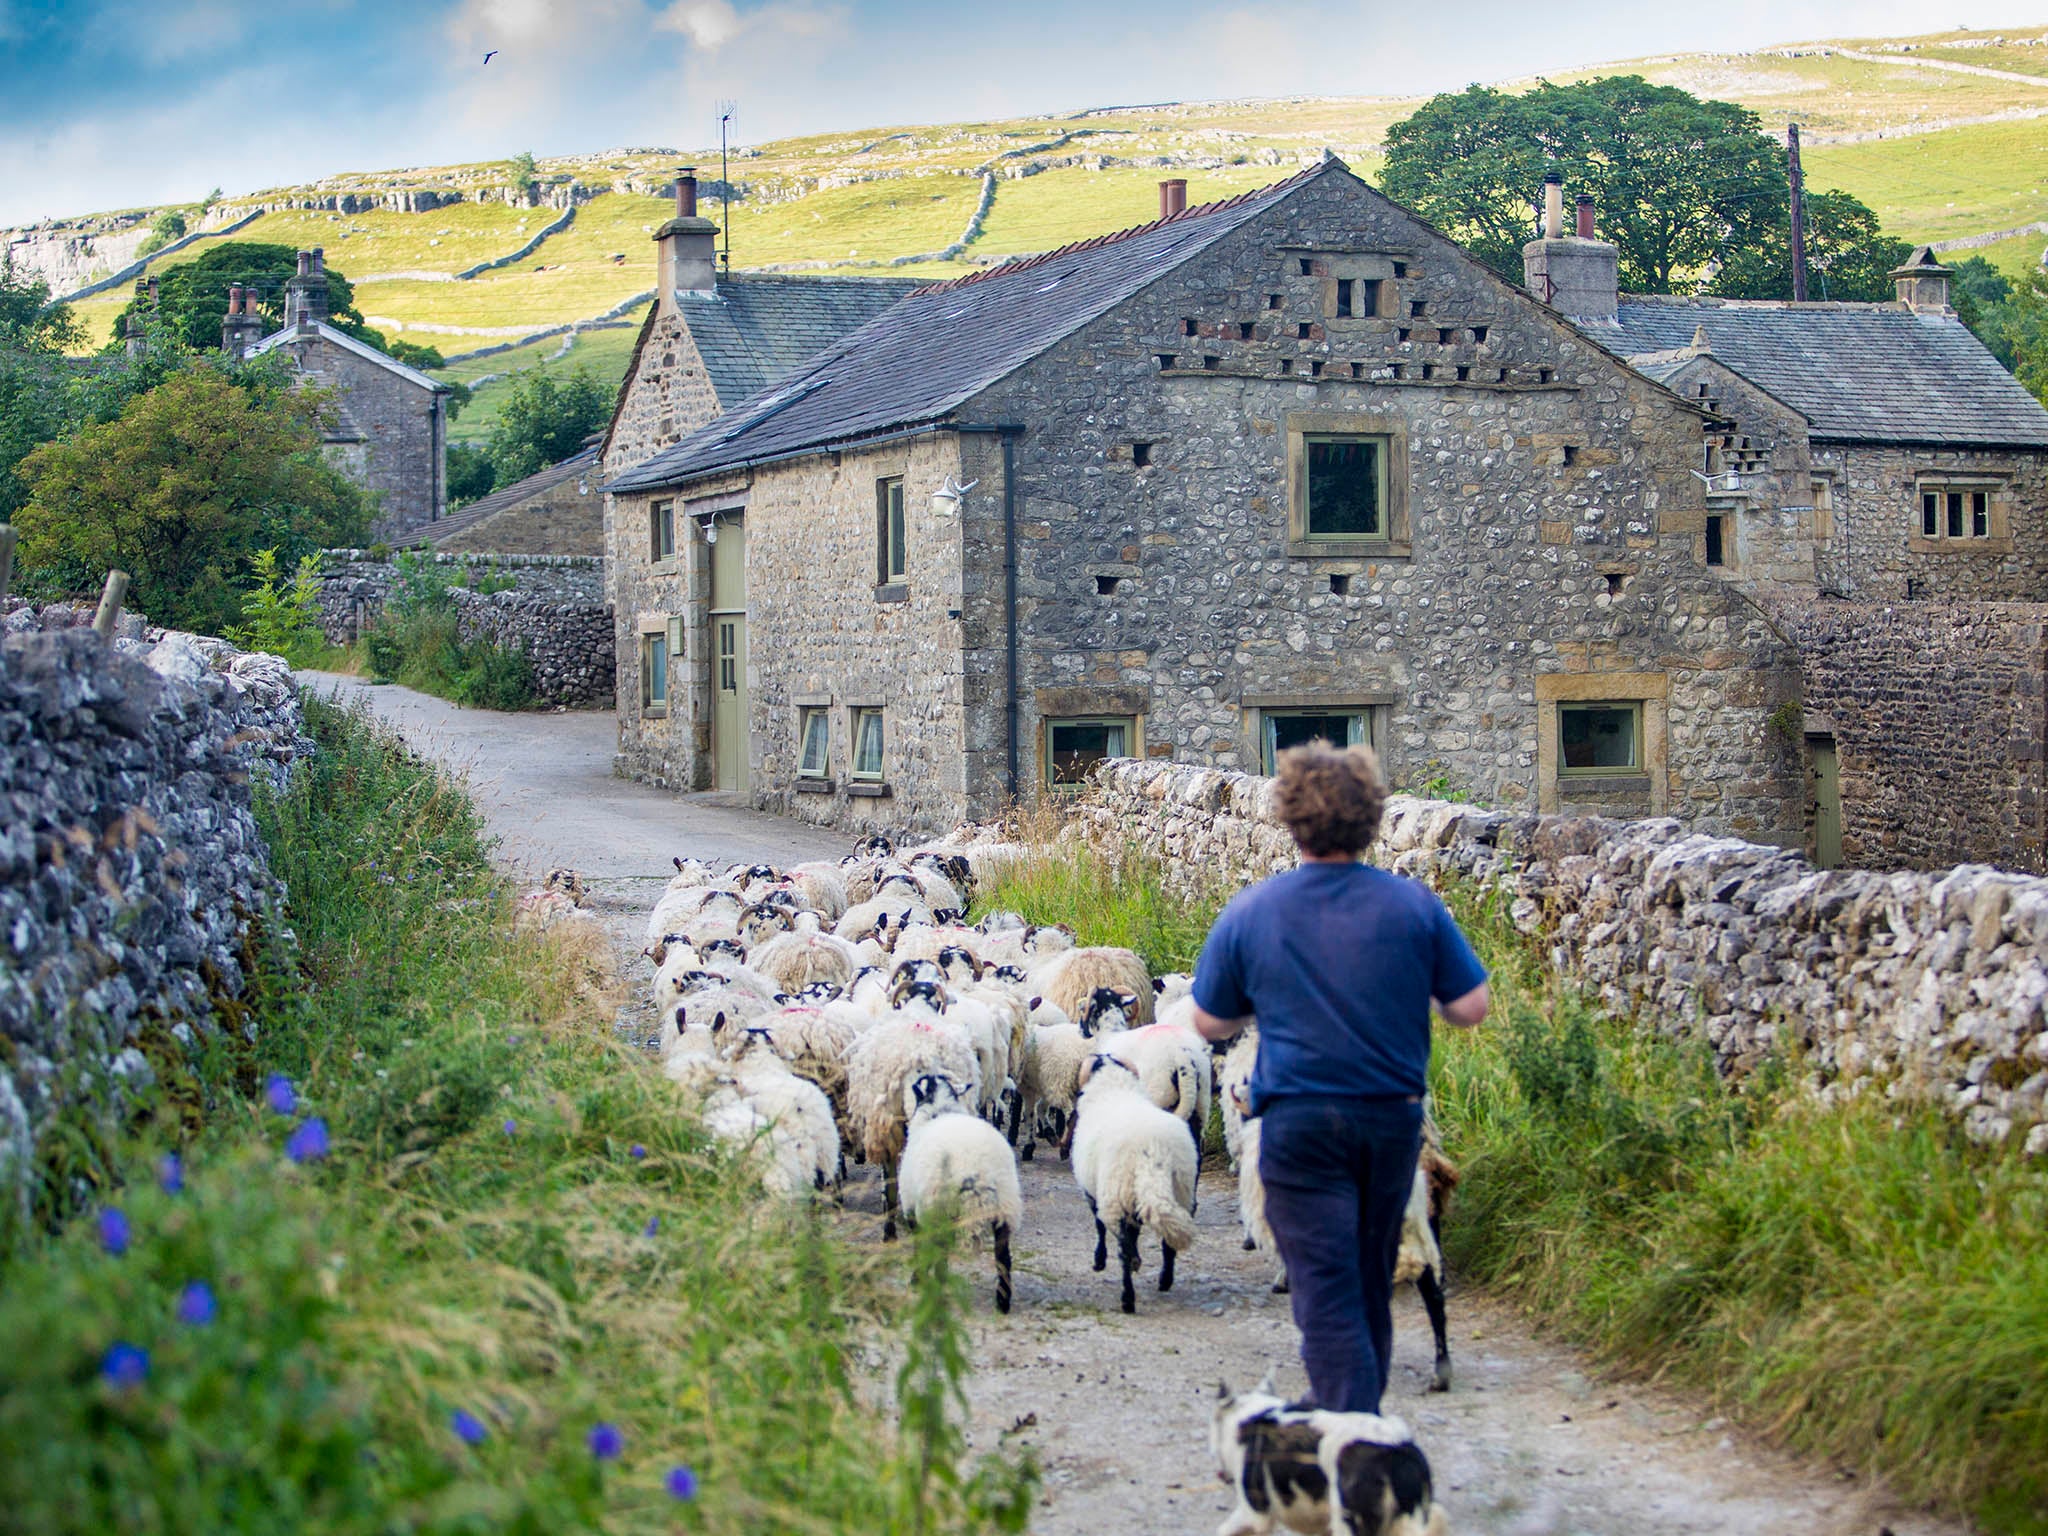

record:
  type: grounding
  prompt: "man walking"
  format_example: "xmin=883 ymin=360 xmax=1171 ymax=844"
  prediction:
xmin=1191 ymin=744 xmax=1488 ymax=1414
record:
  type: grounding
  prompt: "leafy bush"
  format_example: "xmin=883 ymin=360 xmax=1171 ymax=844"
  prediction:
xmin=0 ymin=699 xmax=1034 ymax=1534
xmin=229 ymin=548 xmax=330 ymax=666
xmin=447 ymin=441 xmax=496 ymax=506
xmin=357 ymin=606 xmax=536 ymax=711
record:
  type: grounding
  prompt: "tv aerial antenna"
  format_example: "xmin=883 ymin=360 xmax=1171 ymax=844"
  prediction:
xmin=716 ymin=100 xmax=738 ymax=274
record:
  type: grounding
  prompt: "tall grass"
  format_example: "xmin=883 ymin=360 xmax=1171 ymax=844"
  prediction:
xmin=0 ymin=697 xmax=1030 ymax=1534
xmin=980 ymin=837 xmax=2048 ymax=1532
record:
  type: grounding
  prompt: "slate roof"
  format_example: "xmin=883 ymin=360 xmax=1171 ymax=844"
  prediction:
xmin=689 ymin=274 xmax=923 ymax=410
xmin=244 ymin=318 xmax=449 ymax=393
xmin=419 ymin=443 xmax=598 ymax=548
xmin=1601 ymin=296 xmax=2048 ymax=448
xmin=605 ymin=160 xmax=1336 ymax=493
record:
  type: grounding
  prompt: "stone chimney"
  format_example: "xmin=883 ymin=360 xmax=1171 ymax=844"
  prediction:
xmin=1890 ymin=246 xmax=1955 ymax=313
xmin=654 ymin=168 xmax=720 ymax=304
xmin=1159 ymin=179 xmax=1188 ymax=219
xmin=221 ymin=283 xmax=265 ymax=356
xmin=284 ymin=247 xmax=330 ymax=327
xmin=124 ymin=312 xmax=147 ymax=358
xmin=1523 ymin=177 xmax=1619 ymax=324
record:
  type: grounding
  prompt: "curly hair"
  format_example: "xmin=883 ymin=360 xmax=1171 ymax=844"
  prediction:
xmin=1273 ymin=743 xmax=1388 ymax=857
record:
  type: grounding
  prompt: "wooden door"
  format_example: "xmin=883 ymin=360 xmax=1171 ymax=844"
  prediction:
xmin=1809 ymin=736 xmax=1842 ymax=869
xmin=709 ymin=519 xmax=747 ymax=793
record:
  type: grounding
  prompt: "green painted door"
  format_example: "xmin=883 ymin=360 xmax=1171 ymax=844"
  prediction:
xmin=1810 ymin=736 xmax=1842 ymax=869
xmin=709 ymin=519 xmax=747 ymax=793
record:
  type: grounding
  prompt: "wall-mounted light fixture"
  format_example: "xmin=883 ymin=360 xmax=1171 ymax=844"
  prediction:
xmin=929 ymin=474 xmax=979 ymax=516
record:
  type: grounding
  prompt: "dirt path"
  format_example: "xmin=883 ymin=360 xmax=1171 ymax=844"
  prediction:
xmin=322 ymin=679 xmax=1965 ymax=1536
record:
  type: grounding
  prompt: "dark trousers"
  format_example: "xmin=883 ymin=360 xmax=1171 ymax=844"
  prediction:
xmin=1258 ymin=1093 xmax=1424 ymax=1414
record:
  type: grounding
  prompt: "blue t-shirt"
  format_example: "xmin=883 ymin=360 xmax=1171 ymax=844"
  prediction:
xmin=1192 ymin=863 xmax=1487 ymax=1113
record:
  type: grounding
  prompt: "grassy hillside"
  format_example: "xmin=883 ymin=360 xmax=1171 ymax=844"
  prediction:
xmin=29 ymin=21 xmax=2047 ymax=424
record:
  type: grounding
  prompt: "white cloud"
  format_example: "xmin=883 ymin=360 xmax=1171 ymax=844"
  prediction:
xmin=658 ymin=0 xmax=742 ymax=50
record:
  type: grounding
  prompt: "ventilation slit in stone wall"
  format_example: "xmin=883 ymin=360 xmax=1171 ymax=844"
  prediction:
xmin=1298 ymin=257 xmax=1314 ymax=276
xmin=1132 ymin=441 xmax=1152 ymax=467
xmin=1455 ymin=365 xmax=1470 ymax=381
xmin=1397 ymin=328 xmax=1411 ymax=344
xmin=1392 ymin=261 xmax=1408 ymax=278
xmin=1472 ymin=326 xmax=1489 ymax=343
xmin=1538 ymin=367 xmax=1554 ymax=384
xmin=1156 ymin=353 xmax=1175 ymax=370
xmin=1329 ymin=573 xmax=1352 ymax=595
xmin=1096 ymin=574 xmax=1122 ymax=595
xmin=1437 ymin=327 xmax=1455 ymax=344
xmin=1203 ymin=355 xmax=1219 ymax=370
xmin=1297 ymin=322 xmax=1312 ymax=340
xmin=1267 ymin=294 xmax=1283 ymax=309
xmin=1349 ymin=361 xmax=1364 ymax=378
xmin=1309 ymin=360 xmax=1323 ymax=376
xmin=1238 ymin=321 xmax=1255 ymax=340
xmin=1410 ymin=300 xmax=1426 ymax=317
xmin=1181 ymin=318 xmax=1198 ymax=336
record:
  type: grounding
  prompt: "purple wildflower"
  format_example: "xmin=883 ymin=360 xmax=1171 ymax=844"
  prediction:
xmin=157 ymin=1153 xmax=184 ymax=1193
xmin=176 ymin=1281 xmax=217 ymax=1326
xmin=101 ymin=1342 xmax=149 ymax=1389
xmin=587 ymin=1422 xmax=624 ymax=1461
xmin=665 ymin=1465 xmax=699 ymax=1501
xmin=264 ymin=1074 xmax=297 ymax=1116
xmin=502 ymin=1119 xmax=517 ymax=1136
xmin=97 ymin=1207 xmax=131 ymax=1256
xmin=643 ymin=1216 xmax=659 ymax=1238
xmin=285 ymin=1117 xmax=331 ymax=1164
xmin=629 ymin=1144 xmax=647 ymax=1160
xmin=451 ymin=1409 xmax=488 ymax=1446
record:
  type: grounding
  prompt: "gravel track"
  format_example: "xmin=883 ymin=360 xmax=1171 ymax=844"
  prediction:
xmin=323 ymin=679 xmax=1966 ymax=1536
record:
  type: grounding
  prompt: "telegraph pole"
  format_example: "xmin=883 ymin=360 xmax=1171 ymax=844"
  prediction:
xmin=1787 ymin=122 xmax=1809 ymax=303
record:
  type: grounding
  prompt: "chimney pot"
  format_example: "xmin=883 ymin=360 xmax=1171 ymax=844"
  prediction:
xmin=677 ymin=168 xmax=698 ymax=219
xmin=311 ymin=247 xmax=325 ymax=275
xmin=1575 ymin=194 xmax=1595 ymax=240
xmin=1542 ymin=175 xmax=1564 ymax=241
xmin=1159 ymin=178 xmax=1188 ymax=219
xmin=296 ymin=250 xmax=311 ymax=278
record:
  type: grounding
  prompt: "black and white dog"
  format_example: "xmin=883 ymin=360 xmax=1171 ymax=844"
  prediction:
xmin=1210 ymin=1382 xmax=1447 ymax=1536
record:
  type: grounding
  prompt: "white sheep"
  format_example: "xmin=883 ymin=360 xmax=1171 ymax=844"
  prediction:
xmin=749 ymin=926 xmax=861 ymax=993
xmin=781 ymin=861 xmax=850 ymax=922
xmin=1093 ymin=1020 xmax=1212 ymax=1179
xmin=1034 ymin=946 xmax=1155 ymax=1025
xmin=845 ymin=1012 xmax=980 ymax=1239
xmin=725 ymin=1030 xmax=840 ymax=1198
xmin=1016 ymin=1016 xmax=1090 ymax=1160
xmin=1070 ymin=1054 xmax=1197 ymax=1313
xmin=898 ymin=1072 xmax=1024 ymax=1312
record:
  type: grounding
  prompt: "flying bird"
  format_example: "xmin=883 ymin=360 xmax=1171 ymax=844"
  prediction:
xmin=483 ymin=49 xmax=498 ymax=64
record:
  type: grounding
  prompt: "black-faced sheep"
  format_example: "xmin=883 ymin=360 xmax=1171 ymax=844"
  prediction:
xmin=898 ymin=1072 xmax=1024 ymax=1312
xmin=1070 ymin=1054 xmax=1197 ymax=1313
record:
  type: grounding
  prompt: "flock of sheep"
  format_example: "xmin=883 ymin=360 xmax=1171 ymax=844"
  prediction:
xmin=640 ymin=835 xmax=1457 ymax=1532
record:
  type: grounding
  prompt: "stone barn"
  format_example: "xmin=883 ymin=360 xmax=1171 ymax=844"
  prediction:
xmin=601 ymin=158 xmax=1813 ymax=845
xmin=426 ymin=443 xmax=602 ymax=556
xmin=233 ymin=250 xmax=450 ymax=541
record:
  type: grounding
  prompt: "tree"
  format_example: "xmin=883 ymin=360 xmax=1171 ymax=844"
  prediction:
xmin=447 ymin=441 xmax=497 ymax=506
xmin=135 ymin=210 xmax=188 ymax=259
xmin=108 ymin=242 xmax=380 ymax=354
xmin=0 ymin=253 xmax=83 ymax=355
xmin=1950 ymin=255 xmax=2017 ymax=369
xmin=13 ymin=364 xmax=369 ymax=633
xmin=1708 ymin=190 xmax=1910 ymax=303
xmin=485 ymin=366 xmax=608 ymax=482
xmin=510 ymin=150 xmax=539 ymax=203
xmin=2009 ymin=266 xmax=2048 ymax=406
xmin=1383 ymin=77 xmax=1805 ymax=293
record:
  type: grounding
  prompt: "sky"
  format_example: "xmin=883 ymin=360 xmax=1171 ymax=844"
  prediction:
xmin=4 ymin=0 xmax=2048 ymax=225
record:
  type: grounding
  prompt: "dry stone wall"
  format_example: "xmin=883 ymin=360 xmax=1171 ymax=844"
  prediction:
xmin=0 ymin=611 xmax=314 ymax=1218
xmin=1070 ymin=758 xmax=2048 ymax=1153
xmin=315 ymin=551 xmax=606 ymax=642
xmin=452 ymin=590 xmax=613 ymax=706
xmin=1779 ymin=599 xmax=2048 ymax=872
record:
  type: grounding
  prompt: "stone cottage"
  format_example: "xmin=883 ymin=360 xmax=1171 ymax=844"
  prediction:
xmin=425 ymin=443 xmax=602 ymax=555
xmin=602 ymin=158 xmax=1823 ymax=844
xmin=232 ymin=250 xmax=450 ymax=541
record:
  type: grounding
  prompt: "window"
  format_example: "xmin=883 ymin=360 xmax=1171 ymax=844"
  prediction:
xmin=876 ymin=477 xmax=906 ymax=582
xmin=1335 ymin=279 xmax=1352 ymax=318
xmin=1046 ymin=717 xmax=1134 ymax=789
xmin=1919 ymin=484 xmax=1996 ymax=542
xmin=649 ymin=500 xmax=675 ymax=563
xmin=1812 ymin=478 xmax=1834 ymax=542
xmin=797 ymin=708 xmax=830 ymax=779
xmin=1704 ymin=516 xmax=1725 ymax=566
xmin=1304 ymin=436 xmax=1385 ymax=540
xmin=851 ymin=708 xmax=885 ymax=782
xmin=1559 ymin=703 xmax=1641 ymax=775
xmin=1261 ymin=710 xmax=1368 ymax=774
xmin=1358 ymin=278 xmax=1382 ymax=316
xmin=640 ymin=632 xmax=669 ymax=712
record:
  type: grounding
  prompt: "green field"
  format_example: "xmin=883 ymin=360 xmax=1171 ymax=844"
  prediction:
xmin=33 ymin=20 xmax=2048 ymax=361
xmin=442 ymin=315 xmax=648 ymax=444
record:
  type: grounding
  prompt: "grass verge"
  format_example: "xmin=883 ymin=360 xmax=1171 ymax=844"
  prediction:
xmin=0 ymin=696 xmax=1031 ymax=1534
xmin=355 ymin=607 xmax=538 ymax=711
xmin=979 ymin=836 xmax=2048 ymax=1533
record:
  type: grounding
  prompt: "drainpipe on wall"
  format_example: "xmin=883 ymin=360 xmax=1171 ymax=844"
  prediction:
xmin=1002 ymin=428 xmax=1021 ymax=801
